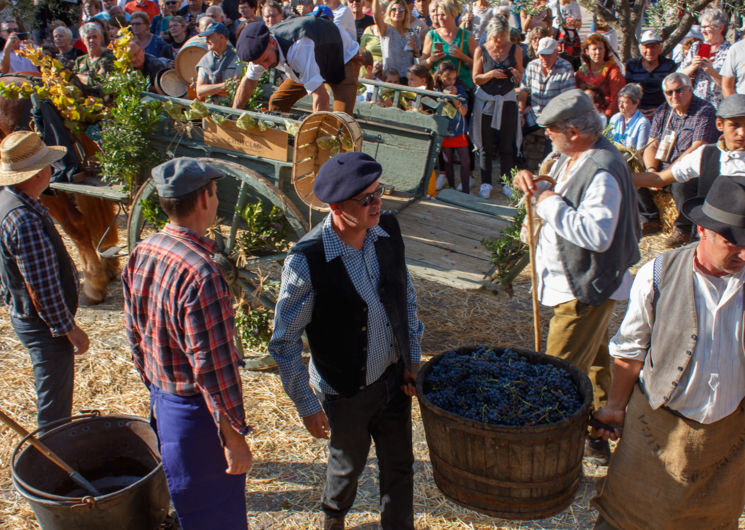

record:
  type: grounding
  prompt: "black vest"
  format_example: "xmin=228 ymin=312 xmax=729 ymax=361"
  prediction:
xmin=0 ymin=188 xmax=78 ymax=322
xmin=290 ymin=213 xmax=410 ymax=397
xmin=271 ymin=16 xmax=346 ymax=85
xmin=697 ymin=143 xmax=721 ymax=199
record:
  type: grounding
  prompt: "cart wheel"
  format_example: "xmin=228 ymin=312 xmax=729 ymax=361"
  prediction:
xmin=127 ymin=159 xmax=309 ymax=369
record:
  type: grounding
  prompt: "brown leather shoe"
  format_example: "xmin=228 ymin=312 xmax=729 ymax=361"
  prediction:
xmin=584 ymin=437 xmax=610 ymax=466
xmin=663 ymin=228 xmax=691 ymax=248
xmin=641 ymin=220 xmax=662 ymax=236
xmin=323 ymin=516 xmax=345 ymax=530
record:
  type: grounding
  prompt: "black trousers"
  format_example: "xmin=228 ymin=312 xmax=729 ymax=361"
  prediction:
xmin=479 ymin=101 xmax=519 ymax=185
xmin=320 ymin=363 xmax=414 ymax=529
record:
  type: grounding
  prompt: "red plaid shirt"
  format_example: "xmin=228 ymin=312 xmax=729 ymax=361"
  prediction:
xmin=122 ymin=224 xmax=248 ymax=434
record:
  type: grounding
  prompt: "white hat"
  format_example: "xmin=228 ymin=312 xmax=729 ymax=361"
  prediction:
xmin=0 ymin=131 xmax=66 ymax=186
xmin=536 ymin=37 xmax=558 ymax=55
xmin=639 ymin=30 xmax=661 ymax=45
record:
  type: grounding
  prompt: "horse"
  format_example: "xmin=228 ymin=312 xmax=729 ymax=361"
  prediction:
xmin=0 ymin=74 xmax=119 ymax=304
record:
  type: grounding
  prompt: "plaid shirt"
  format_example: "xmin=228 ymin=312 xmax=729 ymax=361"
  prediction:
xmin=0 ymin=188 xmax=77 ymax=336
xmin=268 ymin=214 xmax=424 ymax=417
xmin=649 ymin=95 xmax=719 ymax=168
xmin=520 ymin=56 xmax=576 ymax=113
xmin=122 ymin=224 xmax=248 ymax=435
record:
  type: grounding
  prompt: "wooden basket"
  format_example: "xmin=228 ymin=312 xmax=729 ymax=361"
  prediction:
xmin=292 ymin=111 xmax=363 ymax=211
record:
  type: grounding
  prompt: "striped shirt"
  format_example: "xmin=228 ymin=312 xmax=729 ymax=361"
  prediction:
xmin=268 ymin=214 xmax=423 ymax=417
xmin=122 ymin=223 xmax=248 ymax=434
xmin=520 ymin=56 xmax=576 ymax=113
xmin=0 ymin=188 xmax=77 ymax=336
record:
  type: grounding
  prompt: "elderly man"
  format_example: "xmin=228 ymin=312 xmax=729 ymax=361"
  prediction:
xmin=634 ymin=94 xmax=745 ymax=218
xmin=53 ymin=26 xmax=84 ymax=70
xmin=122 ymin=158 xmax=252 ymax=530
xmin=722 ymin=36 xmax=745 ymax=98
xmin=260 ymin=1 xmax=283 ymax=27
xmin=624 ymin=31 xmax=677 ymax=120
xmin=130 ymin=40 xmax=167 ymax=90
xmin=233 ymin=18 xmax=360 ymax=113
xmin=195 ymin=22 xmax=240 ymax=103
xmin=643 ymin=72 xmax=719 ymax=247
xmin=269 ymin=152 xmax=423 ymax=529
xmin=518 ymin=37 xmax=576 ymax=154
xmin=0 ymin=19 xmax=38 ymax=74
xmin=0 ymin=132 xmax=89 ymax=428
xmin=515 ymin=89 xmax=641 ymax=464
xmin=592 ymin=175 xmax=745 ymax=529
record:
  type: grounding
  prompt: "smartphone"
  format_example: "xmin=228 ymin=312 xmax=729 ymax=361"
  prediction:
xmin=16 ymin=32 xmax=28 ymax=40
xmin=697 ymin=43 xmax=712 ymax=58
xmin=434 ymin=42 xmax=443 ymax=54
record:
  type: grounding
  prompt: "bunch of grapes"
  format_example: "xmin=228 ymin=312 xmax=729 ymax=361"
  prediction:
xmin=424 ymin=347 xmax=583 ymax=426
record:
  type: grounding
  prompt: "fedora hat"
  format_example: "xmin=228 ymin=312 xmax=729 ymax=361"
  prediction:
xmin=683 ymin=175 xmax=745 ymax=246
xmin=0 ymin=131 xmax=67 ymax=186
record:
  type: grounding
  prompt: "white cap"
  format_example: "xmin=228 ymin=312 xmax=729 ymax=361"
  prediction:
xmin=536 ymin=37 xmax=558 ymax=55
xmin=639 ymin=30 xmax=661 ymax=45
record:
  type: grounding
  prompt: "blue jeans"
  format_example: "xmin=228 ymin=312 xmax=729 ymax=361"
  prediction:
xmin=321 ymin=363 xmax=414 ymax=529
xmin=11 ymin=315 xmax=74 ymax=428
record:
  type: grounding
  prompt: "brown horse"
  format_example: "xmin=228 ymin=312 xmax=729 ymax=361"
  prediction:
xmin=0 ymin=74 xmax=118 ymax=304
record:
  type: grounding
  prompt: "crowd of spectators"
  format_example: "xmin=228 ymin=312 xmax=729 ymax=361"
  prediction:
xmin=1 ymin=0 xmax=745 ymax=243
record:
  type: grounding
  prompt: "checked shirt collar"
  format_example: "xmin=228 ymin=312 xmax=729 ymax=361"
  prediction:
xmin=320 ymin=213 xmax=389 ymax=262
xmin=8 ymin=187 xmax=49 ymax=218
xmin=161 ymin=222 xmax=218 ymax=254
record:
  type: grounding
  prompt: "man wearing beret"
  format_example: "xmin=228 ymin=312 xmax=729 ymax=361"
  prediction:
xmin=634 ymin=93 xmax=745 ymax=235
xmin=514 ymin=89 xmax=640 ymax=464
xmin=268 ymin=152 xmax=423 ymax=529
xmin=592 ymin=175 xmax=745 ymax=529
xmin=231 ymin=17 xmax=360 ymax=113
xmin=122 ymin=158 xmax=253 ymax=529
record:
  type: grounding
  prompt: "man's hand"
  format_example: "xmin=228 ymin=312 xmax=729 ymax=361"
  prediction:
xmin=592 ymin=407 xmax=625 ymax=441
xmin=303 ymin=410 xmax=330 ymax=439
xmin=536 ymin=189 xmax=557 ymax=203
xmin=513 ymin=169 xmax=538 ymax=196
xmin=401 ymin=363 xmax=419 ymax=397
xmin=224 ymin=436 xmax=253 ymax=474
xmin=4 ymin=32 xmax=19 ymax=53
xmin=66 ymin=325 xmax=89 ymax=355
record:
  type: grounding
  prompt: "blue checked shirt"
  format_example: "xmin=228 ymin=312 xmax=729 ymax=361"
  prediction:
xmin=0 ymin=188 xmax=78 ymax=336
xmin=520 ymin=56 xmax=576 ymax=113
xmin=269 ymin=214 xmax=424 ymax=418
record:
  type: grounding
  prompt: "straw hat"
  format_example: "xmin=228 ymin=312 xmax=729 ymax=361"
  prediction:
xmin=0 ymin=131 xmax=67 ymax=186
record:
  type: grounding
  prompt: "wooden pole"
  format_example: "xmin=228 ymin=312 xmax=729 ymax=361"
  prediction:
xmin=525 ymin=196 xmax=541 ymax=352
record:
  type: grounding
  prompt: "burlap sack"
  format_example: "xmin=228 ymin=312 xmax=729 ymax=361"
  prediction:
xmin=593 ymin=387 xmax=745 ymax=530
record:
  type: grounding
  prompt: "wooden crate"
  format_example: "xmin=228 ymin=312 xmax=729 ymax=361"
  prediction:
xmin=203 ymin=118 xmax=290 ymax=162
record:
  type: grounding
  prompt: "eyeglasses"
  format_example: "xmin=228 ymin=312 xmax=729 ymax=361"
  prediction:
xmin=390 ymin=6 xmax=406 ymax=13
xmin=348 ymin=0 xmax=361 ymax=3
xmin=700 ymin=25 xmax=719 ymax=30
xmin=350 ymin=184 xmax=385 ymax=206
xmin=664 ymin=87 xmax=687 ymax=96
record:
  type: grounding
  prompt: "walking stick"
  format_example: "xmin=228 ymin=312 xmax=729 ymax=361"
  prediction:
xmin=525 ymin=175 xmax=556 ymax=352
xmin=0 ymin=408 xmax=101 ymax=497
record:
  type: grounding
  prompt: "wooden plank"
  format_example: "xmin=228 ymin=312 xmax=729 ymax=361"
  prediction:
xmin=436 ymin=188 xmax=517 ymax=220
xmin=203 ymin=118 xmax=290 ymax=162
xmin=401 ymin=223 xmax=492 ymax=262
xmin=397 ymin=199 xmax=511 ymax=242
xmin=405 ymin=256 xmax=487 ymax=289
xmin=50 ymin=179 xmax=128 ymax=202
xmin=403 ymin=236 xmax=488 ymax=272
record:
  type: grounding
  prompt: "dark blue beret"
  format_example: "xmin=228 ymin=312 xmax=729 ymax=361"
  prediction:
xmin=314 ymin=152 xmax=382 ymax=204
xmin=152 ymin=158 xmax=224 ymax=198
xmin=236 ymin=21 xmax=271 ymax=63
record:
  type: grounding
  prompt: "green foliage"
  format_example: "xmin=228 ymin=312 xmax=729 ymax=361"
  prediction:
xmin=236 ymin=203 xmax=288 ymax=258
xmin=234 ymin=304 xmax=273 ymax=353
xmin=139 ymin=196 xmax=167 ymax=230
xmin=482 ymin=205 xmax=527 ymax=284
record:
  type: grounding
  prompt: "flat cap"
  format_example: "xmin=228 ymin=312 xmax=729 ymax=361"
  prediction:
xmin=536 ymin=37 xmax=557 ymax=55
xmin=152 ymin=158 xmax=224 ymax=198
xmin=236 ymin=21 xmax=271 ymax=63
xmin=199 ymin=22 xmax=230 ymax=38
xmin=537 ymin=89 xmax=595 ymax=127
xmin=716 ymin=94 xmax=745 ymax=119
xmin=314 ymin=152 xmax=382 ymax=204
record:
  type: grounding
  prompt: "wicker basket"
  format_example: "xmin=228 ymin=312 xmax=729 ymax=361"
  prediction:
xmin=291 ymin=111 xmax=363 ymax=211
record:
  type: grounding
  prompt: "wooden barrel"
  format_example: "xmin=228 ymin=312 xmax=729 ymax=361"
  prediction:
xmin=416 ymin=346 xmax=593 ymax=520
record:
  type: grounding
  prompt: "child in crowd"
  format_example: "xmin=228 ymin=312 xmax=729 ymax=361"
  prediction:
xmin=584 ymin=86 xmax=608 ymax=127
xmin=406 ymin=63 xmax=433 ymax=90
xmin=357 ymin=49 xmax=376 ymax=102
xmin=433 ymin=61 xmax=470 ymax=193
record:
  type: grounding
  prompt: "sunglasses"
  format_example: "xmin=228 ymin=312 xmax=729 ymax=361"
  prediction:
xmin=350 ymin=184 xmax=385 ymax=206
xmin=664 ymin=87 xmax=687 ymax=96
xmin=390 ymin=6 xmax=406 ymax=13
xmin=348 ymin=0 xmax=361 ymax=3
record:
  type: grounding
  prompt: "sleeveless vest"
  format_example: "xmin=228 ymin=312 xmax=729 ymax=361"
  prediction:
xmin=271 ymin=16 xmax=346 ymax=85
xmin=696 ymin=143 xmax=722 ymax=199
xmin=0 ymin=188 xmax=78 ymax=323
xmin=289 ymin=213 xmax=410 ymax=397
xmin=554 ymin=135 xmax=641 ymax=305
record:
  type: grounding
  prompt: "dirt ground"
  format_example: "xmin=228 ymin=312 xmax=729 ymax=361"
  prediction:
xmin=0 ymin=219 xmax=742 ymax=529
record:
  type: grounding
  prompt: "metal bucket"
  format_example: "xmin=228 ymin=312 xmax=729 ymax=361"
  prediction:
xmin=12 ymin=413 xmax=170 ymax=530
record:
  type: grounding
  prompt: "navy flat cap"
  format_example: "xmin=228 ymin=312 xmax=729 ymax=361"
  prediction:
xmin=236 ymin=21 xmax=271 ymax=63
xmin=200 ymin=22 xmax=230 ymax=38
xmin=314 ymin=152 xmax=382 ymax=204
xmin=152 ymin=158 xmax=224 ymax=198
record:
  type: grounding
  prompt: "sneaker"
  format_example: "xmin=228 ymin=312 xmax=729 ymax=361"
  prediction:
xmin=436 ymin=173 xmax=448 ymax=190
xmin=479 ymin=183 xmax=493 ymax=199
xmin=584 ymin=437 xmax=611 ymax=466
xmin=663 ymin=228 xmax=691 ymax=248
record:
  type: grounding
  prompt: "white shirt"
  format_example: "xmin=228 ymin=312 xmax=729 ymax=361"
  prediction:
xmin=549 ymin=0 xmax=581 ymax=29
xmin=534 ymin=151 xmax=633 ymax=306
xmin=246 ymin=29 xmax=359 ymax=93
xmin=610 ymin=258 xmax=745 ymax=424
xmin=671 ymin=142 xmax=745 ymax=183
xmin=8 ymin=51 xmax=38 ymax=73
xmin=331 ymin=4 xmax=357 ymax=41
xmin=721 ymin=38 xmax=745 ymax=95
